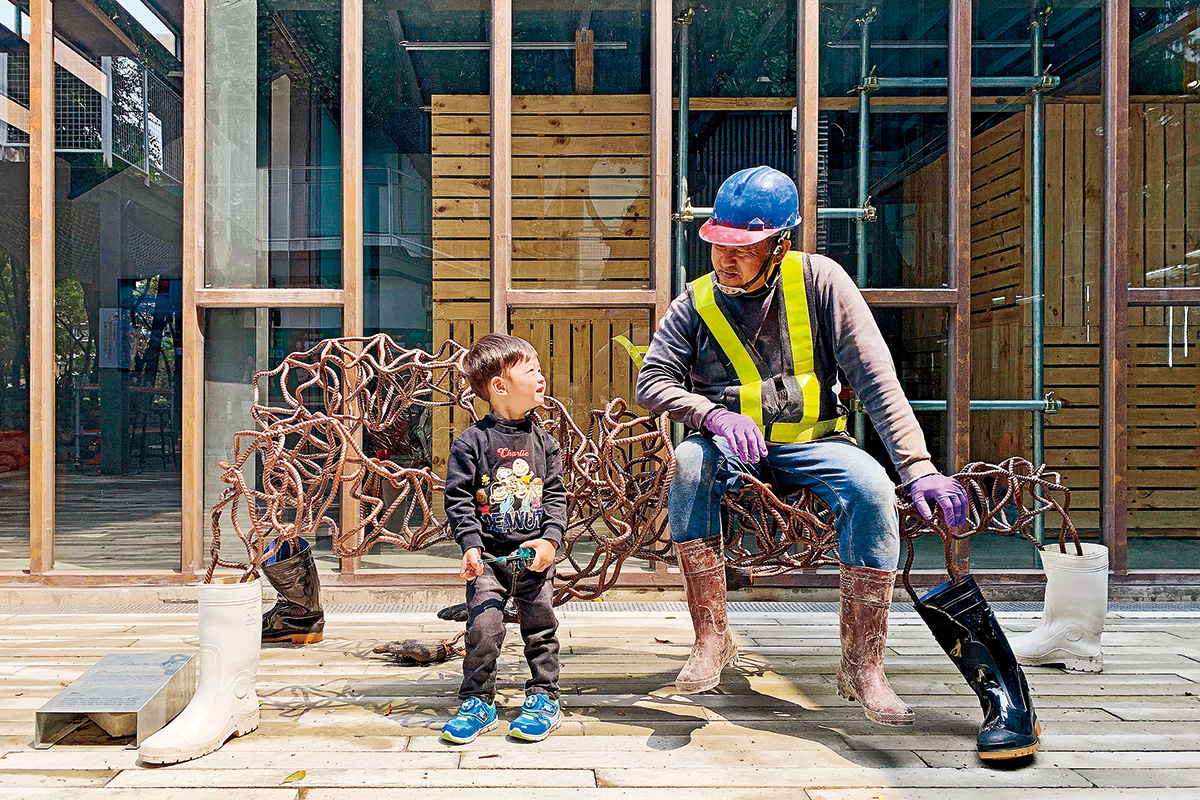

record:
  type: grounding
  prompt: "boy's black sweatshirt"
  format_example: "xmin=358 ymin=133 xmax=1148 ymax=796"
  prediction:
xmin=444 ymin=412 xmax=568 ymax=555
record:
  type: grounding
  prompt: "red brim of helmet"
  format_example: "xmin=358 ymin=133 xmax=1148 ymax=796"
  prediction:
xmin=698 ymin=219 xmax=784 ymax=246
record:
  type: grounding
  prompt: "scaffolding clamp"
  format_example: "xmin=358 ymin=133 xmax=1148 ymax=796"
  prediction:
xmin=852 ymin=66 xmax=880 ymax=96
xmin=674 ymin=7 xmax=694 ymax=25
xmin=856 ymin=6 xmax=879 ymax=26
xmin=862 ymin=196 xmax=877 ymax=223
xmin=673 ymin=198 xmax=697 ymax=224
xmin=1043 ymin=392 xmax=1063 ymax=415
xmin=1034 ymin=72 xmax=1060 ymax=93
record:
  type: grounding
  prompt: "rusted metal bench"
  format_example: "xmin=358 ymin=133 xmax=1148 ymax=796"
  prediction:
xmin=209 ymin=334 xmax=1082 ymax=598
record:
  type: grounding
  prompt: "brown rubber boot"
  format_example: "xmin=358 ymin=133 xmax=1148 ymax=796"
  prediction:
xmin=674 ymin=537 xmax=738 ymax=694
xmin=835 ymin=563 xmax=915 ymax=726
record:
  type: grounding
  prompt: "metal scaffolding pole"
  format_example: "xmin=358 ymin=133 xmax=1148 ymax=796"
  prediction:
xmin=673 ymin=8 xmax=693 ymax=295
xmin=1030 ymin=5 xmax=1050 ymax=542
xmin=854 ymin=7 xmax=876 ymax=440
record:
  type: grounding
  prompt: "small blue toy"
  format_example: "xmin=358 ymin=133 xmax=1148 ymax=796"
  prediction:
xmin=482 ymin=546 xmax=537 ymax=572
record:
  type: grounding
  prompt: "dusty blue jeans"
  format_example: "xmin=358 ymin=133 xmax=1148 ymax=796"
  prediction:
xmin=668 ymin=433 xmax=900 ymax=570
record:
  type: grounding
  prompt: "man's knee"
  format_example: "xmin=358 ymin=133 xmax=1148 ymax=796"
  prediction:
xmin=672 ymin=436 xmax=723 ymax=488
xmin=845 ymin=462 xmax=898 ymax=516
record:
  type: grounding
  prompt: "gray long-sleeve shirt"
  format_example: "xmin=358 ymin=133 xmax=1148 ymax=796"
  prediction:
xmin=634 ymin=253 xmax=938 ymax=485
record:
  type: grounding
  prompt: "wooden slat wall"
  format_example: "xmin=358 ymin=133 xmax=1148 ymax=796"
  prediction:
xmin=429 ymin=95 xmax=653 ymax=464
xmin=904 ymin=99 xmax=1200 ymax=535
xmin=431 ymin=93 xmax=651 ymax=304
xmin=968 ymin=111 xmax=1029 ymax=465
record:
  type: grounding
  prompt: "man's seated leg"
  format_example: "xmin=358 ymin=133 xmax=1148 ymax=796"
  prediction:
xmin=767 ymin=437 xmax=914 ymax=725
xmin=669 ymin=434 xmax=758 ymax=694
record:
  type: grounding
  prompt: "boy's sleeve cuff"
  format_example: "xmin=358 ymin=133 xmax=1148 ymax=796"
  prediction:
xmin=458 ymin=535 xmax=484 ymax=555
xmin=541 ymin=524 xmax=565 ymax=547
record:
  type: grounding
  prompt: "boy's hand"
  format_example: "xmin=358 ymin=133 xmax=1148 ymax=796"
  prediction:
xmin=527 ymin=539 xmax=558 ymax=572
xmin=460 ymin=547 xmax=484 ymax=580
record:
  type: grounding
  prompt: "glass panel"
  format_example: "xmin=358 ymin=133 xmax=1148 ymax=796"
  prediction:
xmin=51 ymin=3 xmax=183 ymax=570
xmin=510 ymin=1 xmax=651 ymax=291
xmin=1125 ymin=316 xmax=1200 ymax=568
xmin=963 ymin=1 xmax=1103 ymax=554
xmin=0 ymin=1 xmax=30 ymax=570
xmin=205 ymin=0 xmax=341 ymax=289
xmin=816 ymin=1 xmax=949 ymax=288
xmin=359 ymin=0 xmax=489 ymax=569
xmin=1123 ymin=0 xmax=1200 ymax=568
xmin=676 ymin=0 xmax=796 ymax=285
xmin=204 ymin=307 xmax=342 ymax=569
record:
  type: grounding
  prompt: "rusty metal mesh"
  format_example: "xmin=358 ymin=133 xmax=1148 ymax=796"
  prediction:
xmin=209 ymin=335 xmax=1078 ymax=601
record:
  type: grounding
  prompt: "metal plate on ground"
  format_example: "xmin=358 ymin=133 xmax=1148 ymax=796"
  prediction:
xmin=35 ymin=653 xmax=196 ymax=748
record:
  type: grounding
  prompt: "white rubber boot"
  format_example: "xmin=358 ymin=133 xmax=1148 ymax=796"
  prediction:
xmin=1009 ymin=542 xmax=1108 ymax=673
xmin=139 ymin=577 xmax=262 ymax=764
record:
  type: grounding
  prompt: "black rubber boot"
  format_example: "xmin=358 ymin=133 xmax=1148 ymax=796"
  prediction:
xmin=261 ymin=538 xmax=324 ymax=644
xmin=915 ymin=574 xmax=1040 ymax=760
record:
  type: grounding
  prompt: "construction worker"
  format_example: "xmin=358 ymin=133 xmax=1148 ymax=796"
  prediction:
xmin=634 ymin=165 xmax=968 ymax=725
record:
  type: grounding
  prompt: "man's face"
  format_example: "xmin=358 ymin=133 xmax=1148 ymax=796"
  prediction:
xmin=710 ymin=237 xmax=787 ymax=291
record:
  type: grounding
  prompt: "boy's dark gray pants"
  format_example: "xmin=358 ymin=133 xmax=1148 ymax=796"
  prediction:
xmin=459 ymin=560 xmax=560 ymax=702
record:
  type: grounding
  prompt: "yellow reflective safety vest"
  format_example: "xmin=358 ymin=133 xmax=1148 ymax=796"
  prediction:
xmin=690 ymin=251 xmax=848 ymax=444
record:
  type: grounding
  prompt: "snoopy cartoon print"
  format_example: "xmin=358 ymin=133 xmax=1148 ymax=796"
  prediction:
xmin=490 ymin=482 xmax=514 ymax=515
xmin=514 ymin=480 xmax=533 ymax=513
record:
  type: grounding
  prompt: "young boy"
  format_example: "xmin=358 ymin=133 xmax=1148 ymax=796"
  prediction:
xmin=440 ymin=334 xmax=567 ymax=743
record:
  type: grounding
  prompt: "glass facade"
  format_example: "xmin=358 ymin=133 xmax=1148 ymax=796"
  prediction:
xmin=51 ymin=0 xmax=184 ymax=569
xmin=0 ymin=0 xmax=30 ymax=570
xmin=3 ymin=1 xmax=1194 ymax=585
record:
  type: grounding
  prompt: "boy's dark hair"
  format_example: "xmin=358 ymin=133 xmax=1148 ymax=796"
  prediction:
xmin=461 ymin=334 xmax=539 ymax=401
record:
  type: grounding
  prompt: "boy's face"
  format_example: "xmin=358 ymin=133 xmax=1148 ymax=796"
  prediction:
xmin=495 ymin=355 xmax=546 ymax=412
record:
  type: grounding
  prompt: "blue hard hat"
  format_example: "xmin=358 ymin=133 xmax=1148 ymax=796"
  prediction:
xmin=699 ymin=166 xmax=801 ymax=246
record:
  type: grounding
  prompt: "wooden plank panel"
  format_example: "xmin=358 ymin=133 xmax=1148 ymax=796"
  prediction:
xmin=1145 ymin=101 xmax=1167 ymax=326
xmin=433 ymin=94 xmax=650 ymax=115
xmin=1129 ymin=103 xmax=1146 ymax=326
xmin=433 ymin=135 xmax=652 ymax=157
xmin=1188 ymin=103 xmax=1200 ymax=295
xmin=1044 ymin=102 xmax=1065 ymax=326
xmin=1165 ymin=103 xmax=1188 ymax=291
xmin=433 ymin=114 xmax=651 ymax=137
xmin=435 ymin=259 xmax=649 ymax=281
xmin=434 ymin=217 xmax=650 ymax=240
xmin=433 ymin=176 xmax=649 ymax=198
xmin=434 ymin=156 xmax=647 ymax=178
xmin=432 ymin=197 xmax=649 ymax=219
xmin=434 ymin=238 xmax=649 ymax=261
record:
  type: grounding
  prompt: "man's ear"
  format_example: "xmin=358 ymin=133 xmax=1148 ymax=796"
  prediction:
xmin=490 ymin=374 xmax=508 ymax=397
xmin=774 ymin=237 xmax=793 ymax=263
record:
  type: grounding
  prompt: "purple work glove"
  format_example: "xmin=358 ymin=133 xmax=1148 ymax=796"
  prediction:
xmin=704 ymin=408 xmax=767 ymax=464
xmin=909 ymin=473 xmax=969 ymax=528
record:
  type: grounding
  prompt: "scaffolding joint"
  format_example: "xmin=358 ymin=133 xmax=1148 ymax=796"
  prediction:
xmin=856 ymin=6 xmax=878 ymax=26
xmin=674 ymin=7 xmax=694 ymax=26
xmin=852 ymin=67 xmax=880 ymax=96
xmin=862 ymin=196 xmax=877 ymax=223
xmin=673 ymin=198 xmax=698 ymax=224
xmin=1043 ymin=392 xmax=1062 ymax=414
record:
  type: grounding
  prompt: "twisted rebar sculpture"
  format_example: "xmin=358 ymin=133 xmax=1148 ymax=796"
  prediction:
xmin=209 ymin=335 xmax=1078 ymax=601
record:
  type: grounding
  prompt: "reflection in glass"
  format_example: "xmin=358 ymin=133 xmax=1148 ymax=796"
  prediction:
xmin=206 ymin=0 xmax=341 ymax=289
xmin=361 ymin=0 xmax=490 ymax=568
xmin=1125 ymin=1 xmax=1200 ymax=567
xmin=678 ymin=0 xmax=796 ymax=284
xmin=0 ymin=3 xmax=30 ymax=570
xmin=204 ymin=308 xmax=342 ymax=569
xmin=52 ymin=3 xmax=183 ymax=569
xmin=818 ymin=1 xmax=949 ymax=288
xmin=511 ymin=1 xmax=651 ymax=292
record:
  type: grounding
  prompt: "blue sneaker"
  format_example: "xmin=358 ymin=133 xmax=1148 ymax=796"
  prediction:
xmin=507 ymin=694 xmax=562 ymax=741
xmin=440 ymin=697 xmax=498 ymax=744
